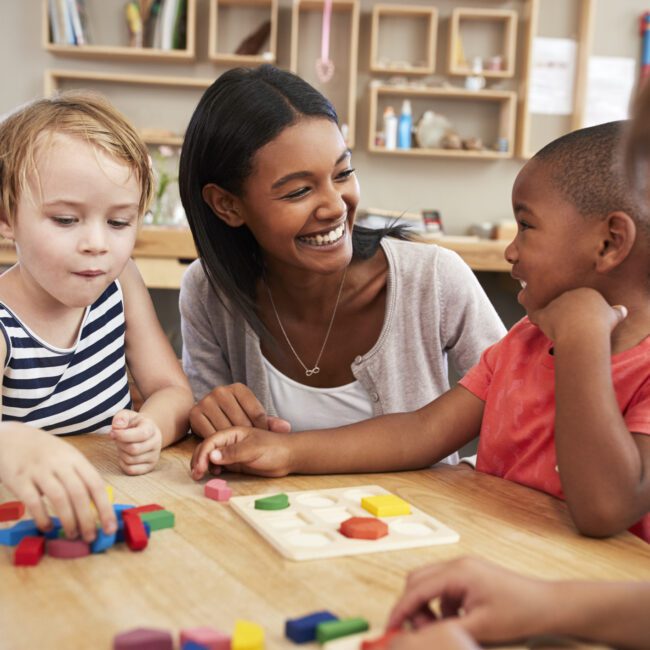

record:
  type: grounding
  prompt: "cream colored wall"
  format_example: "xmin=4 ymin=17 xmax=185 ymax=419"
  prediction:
xmin=1 ymin=0 xmax=645 ymax=235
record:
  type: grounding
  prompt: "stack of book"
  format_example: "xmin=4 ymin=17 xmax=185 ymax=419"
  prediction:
xmin=48 ymin=0 xmax=89 ymax=46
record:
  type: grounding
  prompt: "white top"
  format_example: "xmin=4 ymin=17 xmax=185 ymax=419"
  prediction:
xmin=263 ymin=357 xmax=374 ymax=431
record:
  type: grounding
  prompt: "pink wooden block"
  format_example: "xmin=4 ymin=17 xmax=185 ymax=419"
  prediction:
xmin=113 ymin=627 xmax=173 ymax=650
xmin=204 ymin=479 xmax=232 ymax=502
xmin=180 ymin=626 xmax=231 ymax=650
xmin=47 ymin=538 xmax=90 ymax=559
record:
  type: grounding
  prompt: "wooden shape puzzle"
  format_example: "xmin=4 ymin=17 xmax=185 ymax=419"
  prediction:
xmin=229 ymin=485 xmax=459 ymax=561
xmin=316 ymin=618 xmax=369 ymax=644
xmin=47 ymin=539 xmax=90 ymax=559
xmin=254 ymin=493 xmax=289 ymax=511
xmin=14 ymin=536 xmax=45 ymax=566
xmin=231 ymin=619 xmax=264 ymax=650
xmin=0 ymin=500 xmax=25 ymax=522
xmin=180 ymin=626 xmax=230 ymax=650
xmin=0 ymin=519 xmax=40 ymax=546
xmin=285 ymin=610 xmax=338 ymax=644
xmin=90 ymin=528 xmax=117 ymax=553
xmin=124 ymin=513 xmax=148 ymax=551
xmin=339 ymin=517 xmax=388 ymax=540
xmin=361 ymin=494 xmax=411 ymax=517
xmin=113 ymin=627 xmax=173 ymax=649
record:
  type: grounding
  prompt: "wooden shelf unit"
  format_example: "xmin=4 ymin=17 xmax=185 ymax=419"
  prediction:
xmin=42 ymin=0 xmax=196 ymax=63
xmin=44 ymin=69 xmax=213 ymax=146
xmin=369 ymin=4 xmax=438 ymax=76
xmin=368 ymin=85 xmax=516 ymax=159
xmin=208 ymin=0 xmax=278 ymax=65
xmin=290 ymin=0 xmax=360 ymax=148
xmin=448 ymin=7 xmax=518 ymax=79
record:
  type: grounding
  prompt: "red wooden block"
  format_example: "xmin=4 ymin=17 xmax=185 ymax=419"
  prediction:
xmin=339 ymin=517 xmax=389 ymax=540
xmin=0 ymin=501 xmax=25 ymax=523
xmin=124 ymin=512 xmax=148 ymax=551
xmin=180 ymin=626 xmax=231 ymax=650
xmin=361 ymin=629 xmax=401 ymax=649
xmin=47 ymin=538 xmax=91 ymax=559
xmin=122 ymin=504 xmax=164 ymax=517
xmin=14 ymin=536 xmax=45 ymax=566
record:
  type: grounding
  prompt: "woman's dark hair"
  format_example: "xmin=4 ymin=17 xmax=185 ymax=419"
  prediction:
xmin=179 ymin=65 xmax=408 ymax=334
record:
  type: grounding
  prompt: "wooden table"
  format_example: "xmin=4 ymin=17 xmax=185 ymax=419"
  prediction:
xmin=1 ymin=435 xmax=648 ymax=650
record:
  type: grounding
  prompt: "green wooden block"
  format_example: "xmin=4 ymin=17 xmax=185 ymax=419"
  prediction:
xmin=254 ymin=493 xmax=289 ymax=511
xmin=316 ymin=617 xmax=369 ymax=644
xmin=139 ymin=509 xmax=175 ymax=531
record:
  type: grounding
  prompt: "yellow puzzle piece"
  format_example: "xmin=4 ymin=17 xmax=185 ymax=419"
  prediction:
xmin=361 ymin=494 xmax=411 ymax=517
xmin=232 ymin=619 xmax=264 ymax=650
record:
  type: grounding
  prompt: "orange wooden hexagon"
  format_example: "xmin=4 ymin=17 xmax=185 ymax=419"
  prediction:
xmin=339 ymin=516 xmax=388 ymax=540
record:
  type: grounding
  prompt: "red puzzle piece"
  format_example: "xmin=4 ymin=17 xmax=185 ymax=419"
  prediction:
xmin=339 ymin=517 xmax=389 ymax=540
xmin=14 ymin=536 xmax=45 ymax=566
xmin=0 ymin=501 xmax=25 ymax=523
xmin=361 ymin=629 xmax=401 ymax=649
xmin=124 ymin=512 xmax=149 ymax=551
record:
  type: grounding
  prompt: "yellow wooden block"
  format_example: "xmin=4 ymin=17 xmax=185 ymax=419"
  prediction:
xmin=361 ymin=494 xmax=411 ymax=517
xmin=105 ymin=485 xmax=114 ymax=503
xmin=232 ymin=619 xmax=264 ymax=650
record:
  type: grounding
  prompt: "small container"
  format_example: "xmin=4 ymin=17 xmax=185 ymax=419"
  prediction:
xmin=398 ymin=100 xmax=412 ymax=150
xmin=422 ymin=210 xmax=443 ymax=234
xmin=383 ymin=106 xmax=398 ymax=150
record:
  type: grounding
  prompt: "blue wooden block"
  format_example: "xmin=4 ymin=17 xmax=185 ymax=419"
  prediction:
xmin=182 ymin=642 xmax=209 ymax=650
xmin=90 ymin=528 xmax=117 ymax=553
xmin=0 ymin=519 xmax=40 ymax=546
xmin=285 ymin=611 xmax=338 ymax=644
xmin=43 ymin=517 xmax=62 ymax=540
xmin=113 ymin=504 xmax=135 ymax=517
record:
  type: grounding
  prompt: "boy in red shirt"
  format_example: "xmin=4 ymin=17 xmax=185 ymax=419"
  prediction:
xmin=191 ymin=120 xmax=650 ymax=542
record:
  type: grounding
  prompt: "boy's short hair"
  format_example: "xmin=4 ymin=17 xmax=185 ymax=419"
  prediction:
xmin=533 ymin=120 xmax=649 ymax=238
xmin=0 ymin=91 xmax=153 ymax=221
xmin=626 ymin=82 xmax=650 ymax=209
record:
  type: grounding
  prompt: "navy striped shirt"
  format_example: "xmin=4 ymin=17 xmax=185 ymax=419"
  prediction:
xmin=1 ymin=281 xmax=131 ymax=435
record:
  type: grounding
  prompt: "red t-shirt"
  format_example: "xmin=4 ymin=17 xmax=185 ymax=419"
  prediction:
xmin=460 ymin=317 xmax=650 ymax=542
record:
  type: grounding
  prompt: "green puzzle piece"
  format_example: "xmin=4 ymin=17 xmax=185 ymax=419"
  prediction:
xmin=139 ymin=509 xmax=175 ymax=531
xmin=254 ymin=493 xmax=289 ymax=511
xmin=316 ymin=618 xmax=369 ymax=644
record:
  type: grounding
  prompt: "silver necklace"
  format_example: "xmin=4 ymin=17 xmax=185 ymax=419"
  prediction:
xmin=265 ymin=268 xmax=348 ymax=377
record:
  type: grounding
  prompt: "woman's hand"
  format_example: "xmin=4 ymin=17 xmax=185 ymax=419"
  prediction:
xmin=190 ymin=383 xmax=291 ymax=438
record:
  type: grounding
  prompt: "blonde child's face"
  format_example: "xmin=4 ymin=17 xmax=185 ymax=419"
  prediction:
xmin=4 ymin=132 xmax=140 ymax=309
xmin=505 ymin=159 xmax=601 ymax=314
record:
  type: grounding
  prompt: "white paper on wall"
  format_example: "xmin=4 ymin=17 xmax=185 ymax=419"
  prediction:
xmin=583 ymin=56 xmax=636 ymax=127
xmin=528 ymin=37 xmax=577 ymax=115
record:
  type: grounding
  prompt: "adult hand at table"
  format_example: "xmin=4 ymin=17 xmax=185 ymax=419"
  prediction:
xmin=0 ymin=425 xmax=117 ymax=542
xmin=190 ymin=427 xmax=292 ymax=479
xmin=189 ymin=383 xmax=291 ymax=438
xmin=389 ymin=622 xmax=479 ymax=650
xmin=387 ymin=557 xmax=553 ymax=645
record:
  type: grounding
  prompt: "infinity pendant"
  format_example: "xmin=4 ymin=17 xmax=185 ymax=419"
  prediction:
xmin=305 ymin=367 xmax=321 ymax=377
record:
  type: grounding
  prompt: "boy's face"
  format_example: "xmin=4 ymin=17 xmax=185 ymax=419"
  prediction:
xmin=505 ymin=159 xmax=601 ymax=314
xmin=2 ymin=132 xmax=140 ymax=309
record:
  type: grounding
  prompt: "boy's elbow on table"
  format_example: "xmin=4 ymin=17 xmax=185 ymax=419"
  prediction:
xmin=569 ymin=499 xmax=640 ymax=539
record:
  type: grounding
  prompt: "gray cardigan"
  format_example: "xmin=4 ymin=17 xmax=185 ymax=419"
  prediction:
xmin=180 ymin=237 xmax=506 ymax=418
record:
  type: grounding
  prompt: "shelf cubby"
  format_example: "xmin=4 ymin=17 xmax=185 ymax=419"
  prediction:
xmin=448 ymin=7 xmax=518 ymax=79
xmin=369 ymin=4 xmax=438 ymax=75
xmin=208 ymin=0 xmax=278 ymax=65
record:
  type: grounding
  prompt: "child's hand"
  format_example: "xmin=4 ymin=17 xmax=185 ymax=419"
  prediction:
xmin=190 ymin=383 xmax=291 ymax=438
xmin=387 ymin=557 xmax=552 ymax=645
xmin=190 ymin=427 xmax=293 ymax=479
xmin=110 ymin=410 xmax=163 ymax=475
xmin=529 ymin=288 xmax=627 ymax=343
xmin=388 ymin=622 xmax=479 ymax=650
xmin=0 ymin=427 xmax=117 ymax=542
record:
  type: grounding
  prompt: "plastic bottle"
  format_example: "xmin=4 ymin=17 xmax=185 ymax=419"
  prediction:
xmin=397 ymin=100 xmax=412 ymax=150
xmin=383 ymin=106 xmax=398 ymax=150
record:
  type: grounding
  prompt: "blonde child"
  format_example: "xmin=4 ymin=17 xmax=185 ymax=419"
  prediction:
xmin=191 ymin=119 xmax=650 ymax=542
xmin=0 ymin=92 xmax=193 ymax=542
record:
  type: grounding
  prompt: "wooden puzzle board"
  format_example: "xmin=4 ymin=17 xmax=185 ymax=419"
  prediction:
xmin=229 ymin=485 xmax=459 ymax=561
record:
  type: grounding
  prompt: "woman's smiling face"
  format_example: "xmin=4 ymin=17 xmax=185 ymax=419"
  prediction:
xmin=235 ymin=117 xmax=359 ymax=276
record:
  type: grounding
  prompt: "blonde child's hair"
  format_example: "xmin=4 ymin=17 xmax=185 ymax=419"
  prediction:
xmin=0 ymin=91 xmax=154 ymax=222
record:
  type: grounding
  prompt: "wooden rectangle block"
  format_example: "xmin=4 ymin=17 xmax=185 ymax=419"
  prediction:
xmin=0 ymin=500 xmax=25 ymax=522
xmin=14 ymin=536 xmax=46 ymax=566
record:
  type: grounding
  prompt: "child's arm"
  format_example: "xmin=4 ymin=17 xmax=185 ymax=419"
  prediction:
xmin=191 ymin=385 xmax=484 ymax=478
xmin=532 ymin=288 xmax=650 ymax=537
xmin=387 ymin=557 xmax=650 ymax=649
xmin=112 ymin=260 xmax=193 ymax=475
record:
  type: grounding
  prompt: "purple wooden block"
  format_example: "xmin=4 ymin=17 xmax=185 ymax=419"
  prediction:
xmin=47 ymin=538 xmax=90 ymax=559
xmin=113 ymin=627 xmax=173 ymax=650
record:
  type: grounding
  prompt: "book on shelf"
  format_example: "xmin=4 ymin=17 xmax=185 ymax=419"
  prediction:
xmin=49 ymin=0 xmax=90 ymax=46
xmin=159 ymin=0 xmax=185 ymax=50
